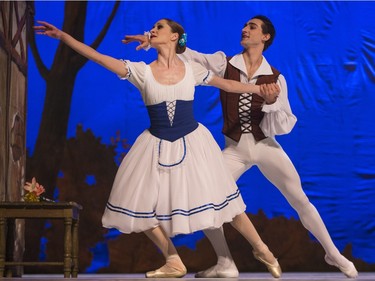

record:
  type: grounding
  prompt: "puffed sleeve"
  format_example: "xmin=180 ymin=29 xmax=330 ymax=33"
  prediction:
xmin=190 ymin=61 xmax=214 ymax=86
xmin=260 ymin=74 xmax=297 ymax=137
xmin=118 ymin=60 xmax=147 ymax=91
xmin=179 ymin=48 xmax=227 ymax=77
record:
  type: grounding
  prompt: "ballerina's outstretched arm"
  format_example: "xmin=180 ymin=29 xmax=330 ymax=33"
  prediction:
xmin=34 ymin=20 xmax=128 ymax=77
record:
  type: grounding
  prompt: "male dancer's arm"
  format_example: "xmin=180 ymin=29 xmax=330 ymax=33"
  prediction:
xmin=260 ymin=74 xmax=297 ymax=137
xmin=179 ymin=48 xmax=227 ymax=77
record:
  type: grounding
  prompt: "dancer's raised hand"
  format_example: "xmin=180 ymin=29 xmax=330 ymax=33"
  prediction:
xmin=33 ymin=20 xmax=63 ymax=39
xmin=122 ymin=34 xmax=150 ymax=51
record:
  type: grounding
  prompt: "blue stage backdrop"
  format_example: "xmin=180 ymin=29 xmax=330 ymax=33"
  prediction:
xmin=27 ymin=0 xmax=375 ymax=272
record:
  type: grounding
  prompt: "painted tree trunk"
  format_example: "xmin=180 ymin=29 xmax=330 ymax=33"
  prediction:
xmin=0 ymin=1 xmax=29 ymax=277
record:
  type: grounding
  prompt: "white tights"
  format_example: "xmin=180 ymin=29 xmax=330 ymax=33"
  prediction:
xmin=204 ymin=213 xmax=276 ymax=266
xmin=204 ymin=135 xmax=353 ymax=269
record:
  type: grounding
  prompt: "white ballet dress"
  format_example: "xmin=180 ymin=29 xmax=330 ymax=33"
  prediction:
xmin=102 ymin=59 xmax=246 ymax=237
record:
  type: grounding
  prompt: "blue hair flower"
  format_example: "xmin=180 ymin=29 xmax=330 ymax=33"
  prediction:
xmin=178 ymin=33 xmax=187 ymax=47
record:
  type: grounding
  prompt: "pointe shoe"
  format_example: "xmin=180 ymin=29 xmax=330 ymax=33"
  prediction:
xmin=195 ymin=264 xmax=239 ymax=278
xmin=145 ymin=264 xmax=187 ymax=278
xmin=253 ymin=251 xmax=282 ymax=278
xmin=325 ymin=255 xmax=358 ymax=278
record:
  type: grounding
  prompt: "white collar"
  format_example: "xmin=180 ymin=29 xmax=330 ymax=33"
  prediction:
xmin=228 ymin=53 xmax=273 ymax=79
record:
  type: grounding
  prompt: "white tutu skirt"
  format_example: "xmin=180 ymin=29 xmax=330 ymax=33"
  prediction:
xmin=102 ymin=124 xmax=246 ymax=237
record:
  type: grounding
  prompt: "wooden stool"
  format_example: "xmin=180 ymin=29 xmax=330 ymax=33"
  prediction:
xmin=0 ymin=202 xmax=82 ymax=278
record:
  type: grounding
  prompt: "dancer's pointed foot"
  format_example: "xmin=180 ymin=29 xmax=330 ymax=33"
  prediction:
xmin=146 ymin=255 xmax=187 ymax=278
xmin=253 ymin=250 xmax=282 ymax=278
xmin=195 ymin=257 xmax=239 ymax=278
xmin=146 ymin=264 xmax=187 ymax=278
xmin=325 ymin=255 xmax=358 ymax=278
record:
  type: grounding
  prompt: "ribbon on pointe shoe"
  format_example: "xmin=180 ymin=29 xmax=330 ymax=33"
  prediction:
xmin=145 ymin=264 xmax=187 ymax=278
xmin=253 ymin=251 xmax=282 ymax=278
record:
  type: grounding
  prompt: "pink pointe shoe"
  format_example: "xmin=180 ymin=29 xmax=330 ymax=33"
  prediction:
xmin=253 ymin=250 xmax=282 ymax=278
xmin=145 ymin=264 xmax=187 ymax=278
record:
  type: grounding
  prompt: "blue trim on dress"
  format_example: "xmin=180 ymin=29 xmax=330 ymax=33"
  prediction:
xmin=118 ymin=59 xmax=132 ymax=80
xmin=203 ymin=70 xmax=211 ymax=83
xmin=158 ymin=137 xmax=187 ymax=167
xmin=106 ymin=202 xmax=156 ymax=218
xmin=105 ymin=188 xmax=241 ymax=220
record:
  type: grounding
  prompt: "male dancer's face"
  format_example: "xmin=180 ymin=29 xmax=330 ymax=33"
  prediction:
xmin=240 ymin=18 xmax=268 ymax=50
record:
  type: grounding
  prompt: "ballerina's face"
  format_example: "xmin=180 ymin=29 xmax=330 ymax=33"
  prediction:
xmin=149 ymin=19 xmax=178 ymax=48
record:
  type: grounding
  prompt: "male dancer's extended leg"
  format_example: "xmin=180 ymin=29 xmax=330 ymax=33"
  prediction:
xmin=255 ymin=138 xmax=358 ymax=278
xmin=144 ymin=226 xmax=187 ymax=278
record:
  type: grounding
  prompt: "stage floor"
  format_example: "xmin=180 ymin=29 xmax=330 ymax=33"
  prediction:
xmin=1 ymin=272 xmax=375 ymax=281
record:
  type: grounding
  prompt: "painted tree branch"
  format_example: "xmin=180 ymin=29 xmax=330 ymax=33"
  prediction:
xmin=75 ymin=0 xmax=120 ymax=69
xmin=27 ymin=1 xmax=49 ymax=80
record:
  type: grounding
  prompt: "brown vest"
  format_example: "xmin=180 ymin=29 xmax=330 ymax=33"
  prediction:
xmin=220 ymin=57 xmax=280 ymax=142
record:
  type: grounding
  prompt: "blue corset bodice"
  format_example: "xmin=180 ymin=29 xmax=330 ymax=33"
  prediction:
xmin=146 ymin=100 xmax=198 ymax=142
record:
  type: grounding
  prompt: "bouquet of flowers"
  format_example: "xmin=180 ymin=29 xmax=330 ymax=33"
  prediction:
xmin=23 ymin=177 xmax=46 ymax=202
